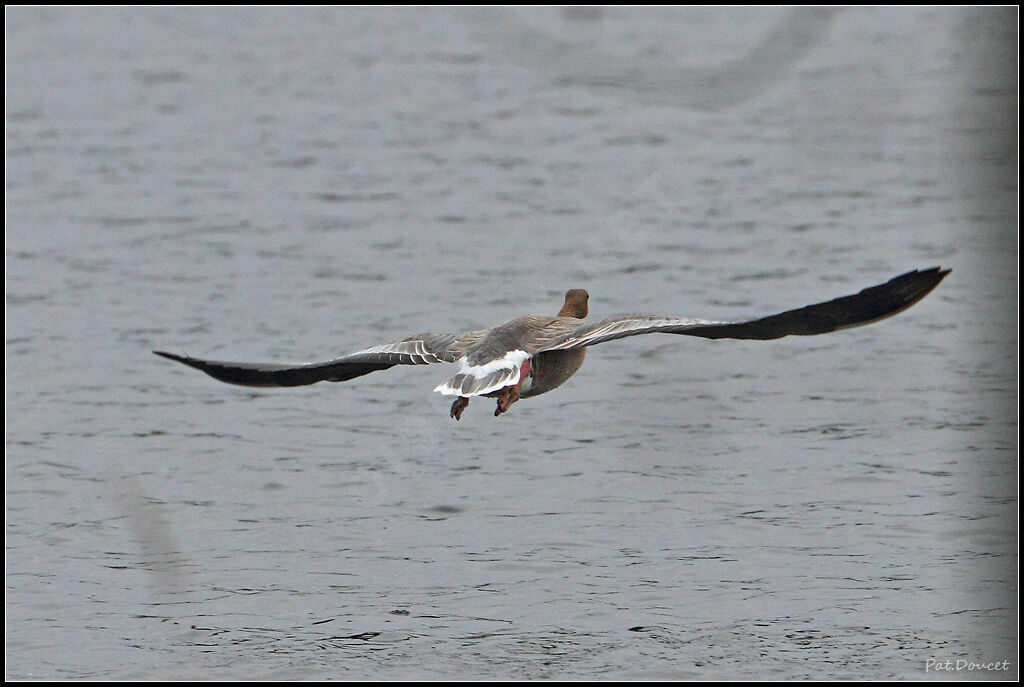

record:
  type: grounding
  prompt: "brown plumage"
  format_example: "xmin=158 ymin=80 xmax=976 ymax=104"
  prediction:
xmin=558 ymin=288 xmax=589 ymax=318
xmin=155 ymin=267 xmax=949 ymax=420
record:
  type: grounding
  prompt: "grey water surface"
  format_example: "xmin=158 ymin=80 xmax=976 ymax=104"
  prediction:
xmin=6 ymin=6 xmax=1017 ymax=680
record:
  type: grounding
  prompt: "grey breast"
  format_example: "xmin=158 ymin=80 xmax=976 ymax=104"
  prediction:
xmin=520 ymin=349 xmax=587 ymax=398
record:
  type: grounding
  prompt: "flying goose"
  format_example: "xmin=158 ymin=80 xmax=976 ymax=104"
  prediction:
xmin=155 ymin=267 xmax=949 ymax=420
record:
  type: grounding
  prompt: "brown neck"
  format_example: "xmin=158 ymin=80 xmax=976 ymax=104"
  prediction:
xmin=558 ymin=289 xmax=589 ymax=318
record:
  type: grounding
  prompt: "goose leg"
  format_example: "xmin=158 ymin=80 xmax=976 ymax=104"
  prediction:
xmin=494 ymin=358 xmax=532 ymax=417
xmin=450 ymin=396 xmax=470 ymax=420
xmin=494 ymin=387 xmax=519 ymax=416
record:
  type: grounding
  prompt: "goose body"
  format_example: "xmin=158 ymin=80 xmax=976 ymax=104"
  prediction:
xmin=155 ymin=267 xmax=949 ymax=419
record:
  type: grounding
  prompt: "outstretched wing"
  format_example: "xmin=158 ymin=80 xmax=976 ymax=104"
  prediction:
xmin=538 ymin=267 xmax=950 ymax=352
xmin=154 ymin=330 xmax=488 ymax=388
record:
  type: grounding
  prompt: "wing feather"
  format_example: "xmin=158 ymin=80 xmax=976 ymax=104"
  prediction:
xmin=154 ymin=329 xmax=488 ymax=388
xmin=538 ymin=267 xmax=950 ymax=352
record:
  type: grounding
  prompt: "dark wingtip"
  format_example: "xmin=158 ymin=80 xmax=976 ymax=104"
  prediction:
xmin=924 ymin=265 xmax=951 ymax=277
xmin=911 ymin=265 xmax=951 ymax=294
xmin=883 ymin=266 xmax=951 ymax=314
xmin=153 ymin=350 xmax=186 ymax=362
xmin=153 ymin=350 xmax=209 ymax=374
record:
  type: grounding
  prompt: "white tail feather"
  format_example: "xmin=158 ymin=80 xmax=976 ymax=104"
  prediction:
xmin=433 ymin=349 xmax=529 ymax=397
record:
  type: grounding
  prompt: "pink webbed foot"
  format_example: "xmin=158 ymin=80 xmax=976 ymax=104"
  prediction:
xmin=494 ymin=387 xmax=520 ymax=417
xmin=450 ymin=396 xmax=470 ymax=421
xmin=493 ymin=358 xmax=532 ymax=418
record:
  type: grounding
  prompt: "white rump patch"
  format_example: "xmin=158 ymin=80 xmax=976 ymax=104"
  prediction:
xmin=433 ymin=349 xmax=530 ymax=397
